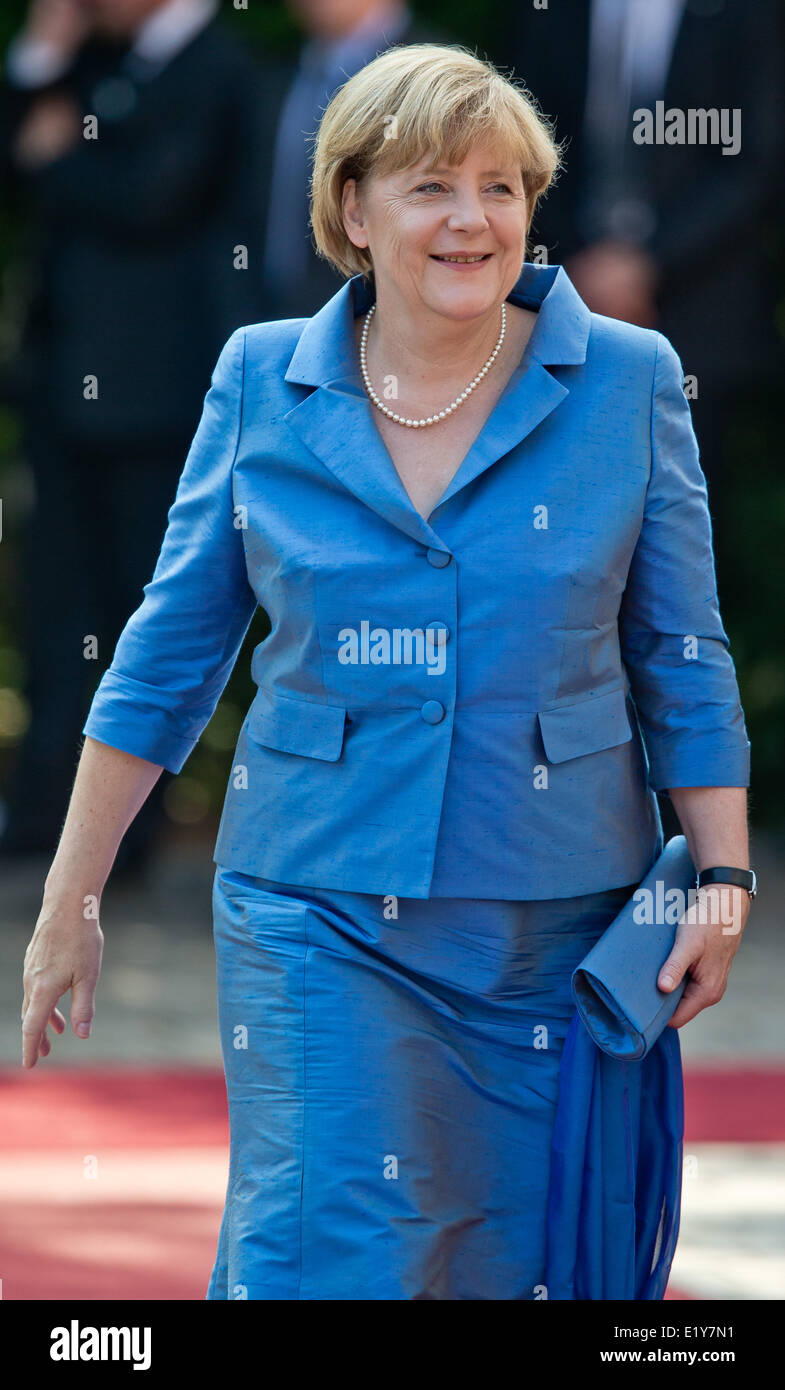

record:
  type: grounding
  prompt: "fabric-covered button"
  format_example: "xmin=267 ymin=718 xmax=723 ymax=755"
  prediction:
xmin=426 ymin=548 xmax=451 ymax=568
xmin=420 ymin=700 xmax=445 ymax=724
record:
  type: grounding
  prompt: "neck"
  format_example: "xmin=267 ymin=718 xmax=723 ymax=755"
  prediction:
xmin=365 ymin=287 xmax=508 ymax=394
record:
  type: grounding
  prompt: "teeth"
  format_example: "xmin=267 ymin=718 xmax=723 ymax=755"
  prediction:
xmin=436 ymin=254 xmax=486 ymax=263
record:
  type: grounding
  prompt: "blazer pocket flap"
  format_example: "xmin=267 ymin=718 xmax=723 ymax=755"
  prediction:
xmin=247 ymin=689 xmax=346 ymax=761
xmin=537 ymin=686 xmax=633 ymax=764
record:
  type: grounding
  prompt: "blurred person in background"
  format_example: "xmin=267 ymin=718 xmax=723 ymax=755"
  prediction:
xmin=261 ymin=0 xmax=449 ymax=318
xmin=500 ymin=0 xmax=783 ymax=840
xmin=500 ymin=1 xmax=783 ymax=526
xmin=0 ymin=0 xmax=269 ymax=871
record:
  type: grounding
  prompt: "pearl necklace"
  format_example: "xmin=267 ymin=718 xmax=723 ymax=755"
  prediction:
xmin=359 ymin=300 xmax=507 ymax=428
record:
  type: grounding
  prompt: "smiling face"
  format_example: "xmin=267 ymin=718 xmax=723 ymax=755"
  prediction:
xmin=341 ymin=140 xmax=529 ymax=324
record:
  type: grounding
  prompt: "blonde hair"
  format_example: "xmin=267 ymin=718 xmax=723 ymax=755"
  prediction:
xmin=310 ymin=43 xmax=564 ymax=279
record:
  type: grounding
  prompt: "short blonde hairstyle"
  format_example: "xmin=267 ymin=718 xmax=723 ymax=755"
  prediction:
xmin=310 ymin=43 xmax=563 ymax=279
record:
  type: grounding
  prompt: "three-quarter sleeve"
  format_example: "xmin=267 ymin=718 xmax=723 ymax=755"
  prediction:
xmin=618 ymin=332 xmax=751 ymax=791
xmin=82 ymin=326 xmax=258 ymax=774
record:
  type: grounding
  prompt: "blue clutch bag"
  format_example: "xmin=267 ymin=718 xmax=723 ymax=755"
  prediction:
xmin=571 ymin=835 xmax=697 ymax=1060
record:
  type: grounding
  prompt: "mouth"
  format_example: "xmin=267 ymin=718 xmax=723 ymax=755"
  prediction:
xmin=430 ymin=253 xmax=493 ymax=266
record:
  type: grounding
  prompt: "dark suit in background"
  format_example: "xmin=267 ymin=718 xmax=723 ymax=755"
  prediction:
xmin=498 ymin=0 xmax=784 ymax=486
xmin=0 ymin=12 xmax=269 ymax=860
xmin=496 ymin=0 xmax=784 ymax=842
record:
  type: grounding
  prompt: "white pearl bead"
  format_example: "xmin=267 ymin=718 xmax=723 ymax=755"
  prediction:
xmin=359 ymin=300 xmax=506 ymax=428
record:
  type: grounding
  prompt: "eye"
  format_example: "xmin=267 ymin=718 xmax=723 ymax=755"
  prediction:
xmin=414 ymin=181 xmax=445 ymax=194
xmin=489 ymin=183 xmax=514 ymax=194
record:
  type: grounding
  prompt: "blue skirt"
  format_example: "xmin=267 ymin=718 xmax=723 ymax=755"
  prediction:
xmin=206 ymin=868 xmax=683 ymax=1301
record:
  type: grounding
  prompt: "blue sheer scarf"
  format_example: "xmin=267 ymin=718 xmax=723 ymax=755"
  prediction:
xmin=545 ymin=1012 xmax=684 ymax=1300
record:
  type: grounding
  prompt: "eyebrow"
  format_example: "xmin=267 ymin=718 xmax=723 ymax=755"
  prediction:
xmin=417 ymin=166 xmax=517 ymax=178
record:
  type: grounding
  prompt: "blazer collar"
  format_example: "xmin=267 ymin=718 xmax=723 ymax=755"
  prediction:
xmin=282 ymin=262 xmax=592 ymax=550
xmin=285 ymin=260 xmax=591 ymax=388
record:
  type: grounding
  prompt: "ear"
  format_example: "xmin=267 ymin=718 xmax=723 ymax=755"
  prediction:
xmin=342 ymin=177 xmax=369 ymax=251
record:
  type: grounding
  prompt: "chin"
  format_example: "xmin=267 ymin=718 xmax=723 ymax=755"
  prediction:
xmin=424 ymin=288 xmax=502 ymax=321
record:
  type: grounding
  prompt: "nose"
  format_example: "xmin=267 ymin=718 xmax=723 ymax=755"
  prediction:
xmin=445 ymin=187 xmax=490 ymax=235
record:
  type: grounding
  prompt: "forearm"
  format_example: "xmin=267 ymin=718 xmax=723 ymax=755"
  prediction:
xmin=667 ymin=786 xmax=750 ymax=874
xmin=44 ymin=735 xmax=164 ymax=904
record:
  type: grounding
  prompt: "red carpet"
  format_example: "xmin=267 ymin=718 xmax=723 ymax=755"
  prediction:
xmin=683 ymin=1067 xmax=785 ymax=1142
xmin=3 ymin=1067 xmax=229 ymax=1149
xmin=1 ymin=1065 xmax=781 ymax=1300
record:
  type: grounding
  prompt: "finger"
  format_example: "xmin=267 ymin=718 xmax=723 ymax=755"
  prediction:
xmin=667 ymin=979 xmax=720 ymax=1030
xmin=38 ymin=1030 xmax=51 ymax=1058
xmin=70 ymin=981 xmax=96 ymax=1039
xmin=22 ymin=991 xmax=60 ymax=1068
xmin=21 ymin=971 xmax=33 ymax=1020
xmin=658 ymin=941 xmax=698 ymax=992
xmin=49 ymin=1007 xmax=66 ymax=1034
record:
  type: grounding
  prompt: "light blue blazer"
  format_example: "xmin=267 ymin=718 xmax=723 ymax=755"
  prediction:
xmin=82 ymin=262 xmax=751 ymax=898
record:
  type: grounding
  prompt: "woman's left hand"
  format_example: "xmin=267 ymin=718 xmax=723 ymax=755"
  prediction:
xmin=658 ymin=885 xmax=751 ymax=1029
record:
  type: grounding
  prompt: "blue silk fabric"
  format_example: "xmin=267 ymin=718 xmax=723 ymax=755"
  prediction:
xmin=546 ymin=1015 xmax=683 ymax=1300
xmin=206 ymin=868 xmax=683 ymax=1301
xmin=82 ymin=262 xmax=751 ymax=902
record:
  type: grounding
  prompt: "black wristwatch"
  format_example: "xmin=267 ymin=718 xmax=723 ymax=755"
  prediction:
xmin=695 ymin=866 xmax=757 ymax=900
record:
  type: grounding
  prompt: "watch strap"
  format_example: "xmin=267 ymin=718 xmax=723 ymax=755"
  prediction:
xmin=696 ymin=866 xmax=756 ymax=898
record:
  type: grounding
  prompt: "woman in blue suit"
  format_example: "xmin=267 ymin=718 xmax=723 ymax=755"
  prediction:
xmin=22 ymin=45 xmax=753 ymax=1300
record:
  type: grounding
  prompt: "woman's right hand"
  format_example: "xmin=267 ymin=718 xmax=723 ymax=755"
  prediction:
xmin=19 ymin=736 xmax=166 ymax=1068
xmin=21 ymin=892 xmax=104 ymax=1068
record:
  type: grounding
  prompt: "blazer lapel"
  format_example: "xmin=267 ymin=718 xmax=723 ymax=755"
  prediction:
xmin=284 ymin=380 xmax=445 ymax=549
xmin=434 ymin=264 xmax=591 ymax=513
xmin=283 ymin=263 xmax=591 ymax=540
